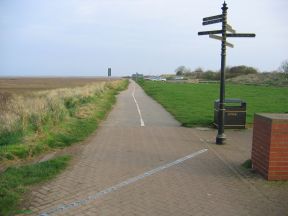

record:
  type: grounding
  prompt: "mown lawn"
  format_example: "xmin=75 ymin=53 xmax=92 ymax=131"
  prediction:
xmin=138 ymin=80 xmax=288 ymax=127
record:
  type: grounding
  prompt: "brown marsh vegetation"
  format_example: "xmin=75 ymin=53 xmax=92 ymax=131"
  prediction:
xmin=0 ymin=77 xmax=128 ymax=162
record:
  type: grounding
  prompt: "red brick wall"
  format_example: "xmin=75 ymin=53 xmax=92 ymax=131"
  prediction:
xmin=252 ymin=114 xmax=288 ymax=180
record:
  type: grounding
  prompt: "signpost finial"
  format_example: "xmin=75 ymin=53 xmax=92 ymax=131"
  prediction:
xmin=222 ymin=1 xmax=228 ymax=10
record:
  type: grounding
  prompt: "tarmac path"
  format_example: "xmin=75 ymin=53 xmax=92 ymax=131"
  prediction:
xmin=27 ymin=81 xmax=287 ymax=216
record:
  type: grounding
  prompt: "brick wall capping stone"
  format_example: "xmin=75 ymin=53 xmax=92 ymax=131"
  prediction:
xmin=255 ymin=113 xmax=288 ymax=124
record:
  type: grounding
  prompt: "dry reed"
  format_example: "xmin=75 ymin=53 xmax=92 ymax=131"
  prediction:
xmin=0 ymin=81 xmax=108 ymax=137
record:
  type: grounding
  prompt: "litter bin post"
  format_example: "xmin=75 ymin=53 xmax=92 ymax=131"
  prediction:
xmin=214 ymin=99 xmax=247 ymax=129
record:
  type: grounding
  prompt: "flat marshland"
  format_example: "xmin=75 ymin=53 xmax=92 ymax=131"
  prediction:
xmin=0 ymin=77 xmax=119 ymax=93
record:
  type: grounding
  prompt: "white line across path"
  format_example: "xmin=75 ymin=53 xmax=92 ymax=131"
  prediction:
xmin=40 ymin=149 xmax=208 ymax=216
xmin=132 ymin=83 xmax=145 ymax=127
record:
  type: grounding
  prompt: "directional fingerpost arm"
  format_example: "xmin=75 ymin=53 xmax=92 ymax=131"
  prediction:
xmin=226 ymin=33 xmax=256 ymax=37
xmin=198 ymin=30 xmax=223 ymax=36
xmin=209 ymin=35 xmax=234 ymax=48
xmin=227 ymin=24 xmax=236 ymax=33
xmin=202 ymin=18 xmax=223 ymax=25
xmin=202 ymin=14 xmax=223 ymax=21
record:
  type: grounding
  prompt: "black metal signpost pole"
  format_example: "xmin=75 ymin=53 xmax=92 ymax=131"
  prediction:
xmin=198 ymin=2 xmax=255 ymax=144
xmin=216 ymin=2 xmax=228 ymax=144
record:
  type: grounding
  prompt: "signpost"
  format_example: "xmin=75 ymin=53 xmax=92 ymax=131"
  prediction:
xmin=198 ymin=1 xmax=255 ymax=145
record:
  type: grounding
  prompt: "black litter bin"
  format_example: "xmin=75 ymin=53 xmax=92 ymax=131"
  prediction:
xmin=214 ymin=98 xmax=246 ymax=129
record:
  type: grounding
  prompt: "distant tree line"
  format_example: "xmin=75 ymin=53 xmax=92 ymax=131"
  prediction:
xmin=175 ymin=59 xmax=288 ymax=81
xmin=279 ymin=59 xmax=288 ymax=80
xmin=175 ymin=65 xmax=258 ymax=80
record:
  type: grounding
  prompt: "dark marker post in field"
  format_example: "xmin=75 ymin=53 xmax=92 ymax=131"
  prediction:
xmin=108 ymin=68 xmax=112 ymax=77
xmin=198 ymin=1 xmax=255 ymax=144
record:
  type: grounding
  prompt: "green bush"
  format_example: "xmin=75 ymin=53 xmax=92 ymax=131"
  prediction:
xmin=226 ymin=65 xmax=258 ymax=79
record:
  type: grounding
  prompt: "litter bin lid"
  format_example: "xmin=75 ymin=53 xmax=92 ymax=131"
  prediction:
xmin=215 ymin=98 xmax=244 ymax=103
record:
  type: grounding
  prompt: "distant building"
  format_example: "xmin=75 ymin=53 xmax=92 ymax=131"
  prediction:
xmin=145 ymin=76 xmax=166 ymax=81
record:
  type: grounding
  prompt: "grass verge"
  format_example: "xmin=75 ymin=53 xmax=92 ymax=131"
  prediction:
xmin=0 ymin=155 xmax=71 ymax=216
xmin=138 ymin=80 xmax=288 ymax=127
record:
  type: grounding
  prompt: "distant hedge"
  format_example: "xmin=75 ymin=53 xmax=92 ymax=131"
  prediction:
xmin=226 ymin=65 xmax=258 ymax=79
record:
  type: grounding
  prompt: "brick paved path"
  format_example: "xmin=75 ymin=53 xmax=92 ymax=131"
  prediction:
xmin=27 ymin=81 xmax=288 ymax=216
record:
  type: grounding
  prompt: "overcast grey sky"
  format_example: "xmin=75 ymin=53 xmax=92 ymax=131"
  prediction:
xmin=0 ymin=0 xmax=287 ymax=76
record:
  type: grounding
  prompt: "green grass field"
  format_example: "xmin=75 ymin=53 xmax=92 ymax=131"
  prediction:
xmin=138 ymin=80 xmax=288 ymax=127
